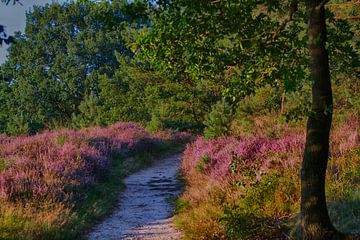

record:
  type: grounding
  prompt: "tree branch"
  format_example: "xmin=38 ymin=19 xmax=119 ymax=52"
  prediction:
xmin=271 ymin=0 xmax=299 ymax=42
xmin=1 ymin=0 xmax=22 ymax=5
xmin=315 ymin=0 xmax=329 ymax=11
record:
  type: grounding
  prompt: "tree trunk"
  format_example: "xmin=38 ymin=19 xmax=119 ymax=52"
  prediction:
xmin=301 ymin=0 xmax=343 ymax=239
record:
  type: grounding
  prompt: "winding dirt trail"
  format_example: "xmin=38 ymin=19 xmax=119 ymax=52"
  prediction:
xmin=87 ymin=154 xmax=183 ymax=240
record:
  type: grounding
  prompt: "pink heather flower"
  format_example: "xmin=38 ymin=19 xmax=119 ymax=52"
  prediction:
xmin=182 ymin=118 xmax=357 ymax=183
xmin=0 ymin=122 xmax=186 ymax=203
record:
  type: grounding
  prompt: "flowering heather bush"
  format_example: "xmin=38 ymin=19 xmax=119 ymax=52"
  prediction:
xmin=79 ymin=122 xmax=153 ymax=155
xmin=0 ymin=130 xmax=109 ymax=203
xmin=182 ymin=116 xmax=359 ymax=182
xmin=182 ymin=134 xmax=304 ymax=182
xmin=0 ymin=122 xmax=188 ymax=205
xmin=0 ymin=134 xmax=12 ymax=145
xmin=330 ymin=115 xmax=359 ymax=156
xmin=177 ymin=116 xmax=359 ymax=239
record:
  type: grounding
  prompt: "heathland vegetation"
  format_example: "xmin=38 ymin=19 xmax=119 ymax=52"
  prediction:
xmin=0 ymin=122 xmax=191 ymax=239
xmin=0 ymin=0 xmax=359 ymax=239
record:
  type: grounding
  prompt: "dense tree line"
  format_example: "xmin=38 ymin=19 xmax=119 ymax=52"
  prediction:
xmin=0 ymin=0 xmax=357 ymax=135
xmin=0 ymin=0 xmax=150 ymax=134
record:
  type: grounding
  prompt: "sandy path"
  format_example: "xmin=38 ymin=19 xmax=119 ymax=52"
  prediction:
xmin=87 ymin=154 xmax=183 ymax=240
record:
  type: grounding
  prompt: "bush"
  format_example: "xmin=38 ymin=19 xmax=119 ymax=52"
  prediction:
xmin=71 ymin=93 xmax=102 ymax=129
xmin=203 ymin=99 xmax=233 ymax=139
xmin=236 ymin=85 xmax=280 ymax=116
xmin=146 ymin=114 xmax=165 ymax=133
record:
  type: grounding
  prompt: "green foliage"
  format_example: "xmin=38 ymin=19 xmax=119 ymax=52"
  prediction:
xmin=99 ymin=55 xmax=158 ymax=125
xmin=174 ymin=191 xmax=226 ymax=240
xmin=174 ymin=198 xmax=190 ymax=215
xmin=6 ymin=111 xmax=40 ymax=136
xmin=333 ymin=76 xmax=360 ymax=116
xmin=0 ymin=1 xmax=147 ymax=135
xmin=99 ymin=54 xmax=205 ymax=131
xmin=71 ymin=93 xmax=102 ymax=129
xmin=138 ymin=0 xmax=309 ymax=103
xmin=0 ymin=158 xmax=10 ymax=172
xmin=195 ymin=155 xmax=210 ymax=173
xmin=236 ymin=85 xmax=280 ymax=116
xmin=241 ymin=172 xmax=300 ymax=216
xmin=135 ymin=0 xmax=358 ymax=125
xmin=1 ymin=0 xmax=357 ymax=135
xmin=204 ymin=99 xmax=233 ymax=139
xmin=146 ymin=114 xmax=164 ymax=132
xmin=221 ymin=205 xmax=280 ymax=240
xmin=283 ymin=82 xmax=312 ymax=122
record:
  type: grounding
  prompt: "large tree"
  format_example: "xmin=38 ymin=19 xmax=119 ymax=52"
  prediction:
xmin=136 ymin=0 xmax=313 ymax=129
xmin=136 ymin=0 xmax=355 ymax=124
xmin=300 ymin=1 xmax=357 ymax=239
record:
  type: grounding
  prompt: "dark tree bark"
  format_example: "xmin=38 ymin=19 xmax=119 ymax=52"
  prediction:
xmin=300 ymin=1 xmax=343 ymax=239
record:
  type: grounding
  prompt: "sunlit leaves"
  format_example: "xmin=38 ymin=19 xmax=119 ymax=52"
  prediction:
xmin=138 ymin=0 xmax=357 ymax=119
xmin=138 ymin=0 xmax=310 ymax=106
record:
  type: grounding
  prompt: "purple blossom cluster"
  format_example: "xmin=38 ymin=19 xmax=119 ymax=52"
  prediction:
xmin=0 ymin=122 xmax=189 ymax=204
xmin=182 ymin=117 xmax=359 ymax=182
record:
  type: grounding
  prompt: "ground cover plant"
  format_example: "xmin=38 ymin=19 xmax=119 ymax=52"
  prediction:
xmin=0 ymin=122 xmax=191 ymax=239
xmin=176 ymin=115 xmax=359 ymax=239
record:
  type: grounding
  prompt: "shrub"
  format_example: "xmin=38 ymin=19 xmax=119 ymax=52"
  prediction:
xmin=203 ymin=99 xmax=233 ymax=139
xmin=146 ymin=114 xmax=165 ymax=133
xmin=71 ymin=93 xmax=102 ymax=129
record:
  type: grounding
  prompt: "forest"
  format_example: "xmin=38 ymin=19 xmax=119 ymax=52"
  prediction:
xmin=0 ymin=0 xmax=359 ymax=239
